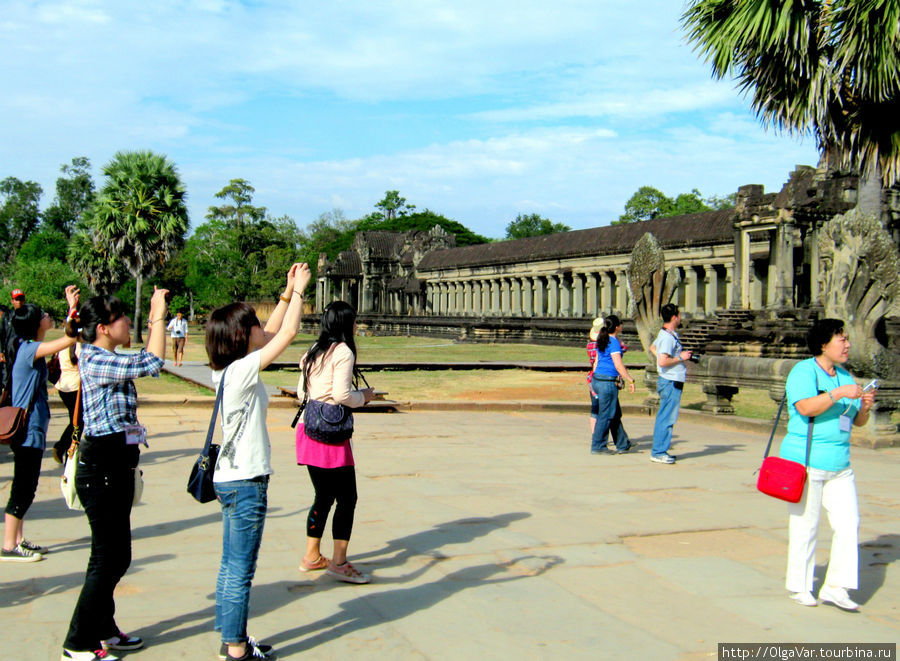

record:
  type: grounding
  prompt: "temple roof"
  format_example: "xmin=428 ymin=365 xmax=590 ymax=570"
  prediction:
xmin=355 ymin=231 xmax=408 ymax=259
xmin=416 ymin=209 xmax=736 ymax=271
xmin=324 ymin=250 xmax=361 ymax=277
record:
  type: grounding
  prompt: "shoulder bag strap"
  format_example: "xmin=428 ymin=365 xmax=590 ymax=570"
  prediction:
xmin=202 ymin=367 xmax=227 ymax=453
xmin=761 ymin=392 xmax=786 ymax=459
xmin=804 ymin=415 xmax=814 ymax=468
xmin=67 ymin=385 xmax=83 ymax=460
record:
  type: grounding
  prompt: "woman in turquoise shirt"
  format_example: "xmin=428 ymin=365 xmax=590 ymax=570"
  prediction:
xmin=779 ymin=319 xmax=875 ymax=611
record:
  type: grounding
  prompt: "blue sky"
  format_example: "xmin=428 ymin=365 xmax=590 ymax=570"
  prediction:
xmin=1 ymin=0 xmax=820 ymax=238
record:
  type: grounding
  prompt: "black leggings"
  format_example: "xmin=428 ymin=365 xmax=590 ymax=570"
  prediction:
xmin=54 ymin=389 xmax=82 ymax=459
xmin=5 ymin=444 xmax=43 ymax=519
xmin=306 ymin=465 xmax=357 ymax=541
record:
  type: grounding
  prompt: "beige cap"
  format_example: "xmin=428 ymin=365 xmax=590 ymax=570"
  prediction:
xmin=589 ymin=316 xmax=604 ymax=341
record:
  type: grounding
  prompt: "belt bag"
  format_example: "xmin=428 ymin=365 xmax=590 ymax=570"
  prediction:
xmin=756 ymin=394 xmax=812 ymax=503
xmin=304 ymin=399 xmax=354 ymax=444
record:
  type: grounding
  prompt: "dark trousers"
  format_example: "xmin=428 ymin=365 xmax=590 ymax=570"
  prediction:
xmin=64 ymin=435 xmax=136 ymax=651
xmin=4 ymin=444 xmax=43 ymax=520
xmin=53 ymin=389 xmax=81 ymax=460
xmin=306 ymin=465 xmax=357 ymax=541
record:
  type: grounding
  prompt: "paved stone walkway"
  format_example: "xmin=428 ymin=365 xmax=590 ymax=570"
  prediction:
xmin=1 ymin=407 xmax=898 ymax=660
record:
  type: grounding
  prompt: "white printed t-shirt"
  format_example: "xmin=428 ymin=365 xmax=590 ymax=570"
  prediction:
xmin=211 ymin=350 xmax=272 ymax=482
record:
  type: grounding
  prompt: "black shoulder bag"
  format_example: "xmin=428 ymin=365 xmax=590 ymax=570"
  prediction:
xmin=187 ymin=367 xmax=227 ymax=503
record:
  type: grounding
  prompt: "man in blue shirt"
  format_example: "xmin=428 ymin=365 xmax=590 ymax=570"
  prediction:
xmin=651 ymin=303 xmax=692 ymax=464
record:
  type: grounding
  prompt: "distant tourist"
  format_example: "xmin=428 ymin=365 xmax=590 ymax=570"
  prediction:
xmin=61 ymin=288 xmax=169 ymax=661
xmin=780 ymin=318 xmax=875 ymax=611
xmin=296 ymin=300 xmax=375 ymax=584
xmin=167 ymin=310 xmax=189 ymax=366
xmin=590 ymin=315 xmax=636 ymax=454
xmin=650 ymin=303 xmax=692 ymax=464
xmin=1 ymin=286 xmax=79 ymax=563
xmin=205 ymin=263 xmax=310 ymax=661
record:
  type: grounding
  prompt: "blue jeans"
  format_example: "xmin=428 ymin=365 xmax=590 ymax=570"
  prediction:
xmin=652 ymin=378 xmax=683 ymax=456
xmin=215 ymin=478 xmax=268 ymax=645
xmin=590 ymin=377 xmax=629 ymax=452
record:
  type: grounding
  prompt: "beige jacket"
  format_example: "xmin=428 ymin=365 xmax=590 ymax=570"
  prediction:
xmin=297 ymin=343 xmax=365 ymax=408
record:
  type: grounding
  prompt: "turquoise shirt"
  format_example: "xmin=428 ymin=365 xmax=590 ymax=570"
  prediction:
xmin=778 ymin=357 xmax=859 ymax=472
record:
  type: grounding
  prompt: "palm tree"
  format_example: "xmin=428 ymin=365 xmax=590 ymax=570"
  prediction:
xmin=682 ymin=0 xmax=900 ymax=188
xmin=90 ymin=151 xmax=189 ymax=342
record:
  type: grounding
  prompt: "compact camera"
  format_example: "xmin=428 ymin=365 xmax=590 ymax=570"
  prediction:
xmin=687 ymin=353 xmax=702 ymax=364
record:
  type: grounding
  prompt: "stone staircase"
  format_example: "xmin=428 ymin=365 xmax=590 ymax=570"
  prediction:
xmin=679 ymin=310 xmax=756 ymax=353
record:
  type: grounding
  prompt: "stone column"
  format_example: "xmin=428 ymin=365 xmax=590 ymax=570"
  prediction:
xmin=520 ymin=277 xmax=533 ymax=317
xmin=585 ymin=273 xmax=598 ymax=318
xmin=772 ymin=221 xmax=794 ymax=308
xmin=572 ymin=273 xmax=585 ymax=318
xmin=600 ymin=271 xmax=614 ymax=314
xmin=533 ymin=276 xmax=545 ymax=316
xmin=462 ymin=282 xmax=470 ymax=316
xmin=614 ymin=270 xmax=628 ymax=314
xmin=558 ymin=275 xmax=571 ymax=318
xmin=360 ymin=277 xmax=371 ymax=313
xmin=315 ymin=279 xmax=324 ymax=313
xmin=808 ymin=228 xmax=821 ymax=306
xmin=510 ymin=278 xmax=521 ymax=316
xmin=724 ymin=265 xmax=734 ymax=308
xmin=737 ymin=229 xmax=751 ymax=308
xmin=472 ymin=281 xmax=481 ymax=316
xmin=490 ymin=279 xmax=500 ymax=315
xmin=749 ymin=263 xmax=763 ymax=308
xmin=547 ymin=275 xmax=559 ymax=317
xmin=684 ymin=266 xmax=699 ymax=314
xmin=500 ymin=278 xmax=510 ymax=315
xmin=703 ymin=265 xmax=718 ymax=315
xmin=481 ymin=280 xmax=490 ymax=315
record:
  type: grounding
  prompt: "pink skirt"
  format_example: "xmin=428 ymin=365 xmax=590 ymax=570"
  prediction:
xmin=295 ymin=422 xmax=354 ymax=469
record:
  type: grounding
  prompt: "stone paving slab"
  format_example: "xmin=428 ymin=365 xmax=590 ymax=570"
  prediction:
xmin=1 ymin=407 xmax=898 ymax=660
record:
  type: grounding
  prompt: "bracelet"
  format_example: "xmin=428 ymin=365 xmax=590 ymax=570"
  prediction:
xmin=279 ymin=294 xmax=291 ymax=303
xmin=292 ymin=290 xmax=304 ymax=298
xmin=150 ymin=317 xmax=165 ymax=325
xmin=827 ymin=390 xmax=837 ymax=403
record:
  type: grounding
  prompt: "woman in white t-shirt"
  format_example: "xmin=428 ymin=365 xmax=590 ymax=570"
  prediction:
xmin=204 ymin=263 xmax=310 ymax=661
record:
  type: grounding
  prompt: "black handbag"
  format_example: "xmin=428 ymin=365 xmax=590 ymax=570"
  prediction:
xmin=187 ymin=367 xmax=226 ymax=503
xmin=304 ymin=398 xmax=354 ymax=444
xmin=290 ymin=368 xmax=369 ymax=445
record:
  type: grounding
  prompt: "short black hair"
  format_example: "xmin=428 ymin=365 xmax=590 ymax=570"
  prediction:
xmin=205 ymin=302 xmax=260 ymax=370
xmin=660 ymin=303 xmax=679 ymax=323
xmin=79 ymin=296 xmax=126 ymax=343
xmin=11 ymin=303 xmax=44 ymax=341
xmin=807 ymin=318 xmax=845 ymax=356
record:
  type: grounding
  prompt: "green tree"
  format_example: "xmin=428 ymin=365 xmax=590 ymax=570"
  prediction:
xmin=374 ymin=190 xmax=416 ymax=221
xmin=670 ymin=189 xmax=712 ymax=216
xmin=3 ymin=258 xmax=86 ymax=318
xmin=614 ymin=186 xmax=675 ymax=224
xmin=185 ymin=180 xmax=302 ymax=308
xmin=354 ymin=209 xmax=490 ymax=246
xmin=89 ymin=150 xmax=189 ymax=342
xmin=42 ymin=157 xmax=95 ymax=236
xmin=504 ymin=213 xmax=571 ymax=239
xmin=682 ymin=0 xmax=900 ymax=186
xmin=68 ymin=221 xmax=128 ymax=296
xmin=18 ymin=227 xmax=69 ymax=263
xmin=0 ymin=177 xmax=42 ymax=270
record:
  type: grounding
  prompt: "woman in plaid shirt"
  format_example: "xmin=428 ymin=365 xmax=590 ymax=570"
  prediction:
xmin=61 ymin=287 xmax=169 ymax=661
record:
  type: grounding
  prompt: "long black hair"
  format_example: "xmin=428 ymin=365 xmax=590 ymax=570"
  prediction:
xmin=595 ymin=314 xmax=621 ymax=352
xmin=302 ymin=301 xmax=358 ymax=394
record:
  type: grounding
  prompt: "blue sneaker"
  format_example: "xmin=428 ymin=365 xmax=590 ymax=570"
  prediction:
xmin=650 ymin=453 xmax=675 ymax=464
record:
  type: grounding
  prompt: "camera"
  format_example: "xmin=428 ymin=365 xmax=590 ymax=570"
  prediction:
xmin=687 ymin=353 xmax=702 ymax=363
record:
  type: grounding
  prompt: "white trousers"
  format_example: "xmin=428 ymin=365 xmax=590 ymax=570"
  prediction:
xmin=785 ymin=467 xmax=859 ymax=593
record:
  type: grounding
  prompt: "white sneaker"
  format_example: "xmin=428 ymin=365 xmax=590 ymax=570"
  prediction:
xmin=789 ymin=591 xmax=817 ymax=607
xmin=819 ymin=585 xmax=859 ymax=611
xmin=61 ymin=649 xmax=120 ymax=660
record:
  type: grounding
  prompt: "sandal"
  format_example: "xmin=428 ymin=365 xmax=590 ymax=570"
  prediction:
xmin=299 ymin=555 xmax=329 ymax=572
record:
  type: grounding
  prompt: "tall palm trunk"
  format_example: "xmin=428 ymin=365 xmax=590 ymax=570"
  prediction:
xmin=134 ymin=272 xmax=143 ymax=344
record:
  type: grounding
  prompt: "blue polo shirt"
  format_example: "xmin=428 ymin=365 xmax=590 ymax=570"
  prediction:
xmin=778 ymin=357 xmax=859 ymax=472
xmin=11 ymin=341 xmax=50 ymax=450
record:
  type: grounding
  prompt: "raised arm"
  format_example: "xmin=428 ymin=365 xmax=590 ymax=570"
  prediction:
xmin=35 ymin=285 xmax=80 ymax=360
xmin=259 ymin=263 xmax=311 ymax=369
xmin=145 ymin=287 xmax=169 ymax=360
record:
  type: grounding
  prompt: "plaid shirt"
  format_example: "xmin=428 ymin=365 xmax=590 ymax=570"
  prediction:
xmin=79 ymin=343 xmax=164 ymax=437
xmin=586 ymin=340 xmax=597 ymax=383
